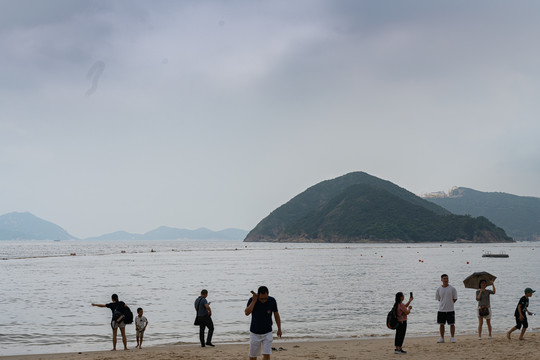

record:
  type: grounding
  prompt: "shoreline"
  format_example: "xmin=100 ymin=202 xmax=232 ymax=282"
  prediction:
xmin=2 ymin=332 xmax=538 ymax=360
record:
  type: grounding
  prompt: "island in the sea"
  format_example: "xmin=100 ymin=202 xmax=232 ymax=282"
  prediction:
xmin=244 ymin=171 xmax=513 ymax=243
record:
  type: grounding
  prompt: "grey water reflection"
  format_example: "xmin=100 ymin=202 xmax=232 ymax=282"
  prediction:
xmin=0 ymin=240 xmax=538 ymax=355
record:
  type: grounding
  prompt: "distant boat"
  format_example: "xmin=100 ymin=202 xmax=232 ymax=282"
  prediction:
xmin=482 ymin=251 xmax=509 ymax=258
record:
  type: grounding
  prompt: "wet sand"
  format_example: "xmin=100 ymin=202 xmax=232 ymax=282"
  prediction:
xmin=2 ymin=332 xmax=538 ymax=360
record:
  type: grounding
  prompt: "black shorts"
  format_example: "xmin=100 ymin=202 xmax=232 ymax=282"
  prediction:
xmin=515 ymin=316 xmax=528 ymax=329
xmin=437 ymin=311 xmax=455 ymax=325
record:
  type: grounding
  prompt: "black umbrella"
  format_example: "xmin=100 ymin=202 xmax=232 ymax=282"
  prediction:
xmin=463 ymin=271 xmax=497 ymax=289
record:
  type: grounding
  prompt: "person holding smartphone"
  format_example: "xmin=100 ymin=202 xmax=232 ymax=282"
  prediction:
xmin=245 ymin=286 xmax=282 ymax=360
xmin=394 ymin=292 xmax=413 ymax=354
xmin=194 ymin=289 xmax=214 ymax=347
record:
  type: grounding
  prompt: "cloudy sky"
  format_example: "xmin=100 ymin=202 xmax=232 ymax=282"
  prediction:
xmin=1 ymin=0 xmax=539 ymax=238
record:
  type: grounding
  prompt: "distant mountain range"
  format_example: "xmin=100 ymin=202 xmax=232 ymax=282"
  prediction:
xmin=244 ymin=172 xmax=512 ymax=243
xmin=85 ymin=226 xmax=248 ymax=241
xmin=423 ymin=187 xmax=540 ymax=241
xmin=0 ymin=212 xmax=76 ymax=240
xmin=0 ymin=212 xmax=248 ymax=241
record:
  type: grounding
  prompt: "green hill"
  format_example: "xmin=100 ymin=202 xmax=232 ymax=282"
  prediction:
xmin=244 ymin=173 xmax=512 ymax=243
xmin=424 ymin=187 xmax=540 ymax=241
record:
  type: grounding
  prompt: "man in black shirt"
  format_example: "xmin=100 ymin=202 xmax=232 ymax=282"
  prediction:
xmin=245 ymin=286 xmax=282 ymax=360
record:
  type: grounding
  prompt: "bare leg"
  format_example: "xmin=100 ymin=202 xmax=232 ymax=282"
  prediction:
xmin=112 ymin=327 xmax=118 ymax=350
xmin=439 ymin=324 xmax=445 ymax=338
xmin=262 ymin=355 xmax=270 ymax=360
xmin=519 ymin=328 xmax=526 ymax=340
xmin=450 ymin=324 xmax=455 ymax=337
xmin=120 ymin=327 xmax=128 ymax=350
xmin=486 ymin=319 xmax=492 ymax=337
xmin=140 ymin=332 xmax=144 ymax=348
xmin=478 ymin=317 xmax=483 ymax=338
xmin=249 ymin=357 xmax=257 ymax=360
xmin=507 ymin=326 xmax=518 ymax=339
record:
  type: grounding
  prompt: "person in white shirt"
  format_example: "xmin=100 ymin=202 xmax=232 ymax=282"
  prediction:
xmin=435 ymin=274 xmax=458 ymax=343
xmin=135 ymin=307 xmax=148 ymax=349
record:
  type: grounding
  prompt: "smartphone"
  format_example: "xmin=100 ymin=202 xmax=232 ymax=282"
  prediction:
xmin=410 ymin=292 xmax=413 ymax=298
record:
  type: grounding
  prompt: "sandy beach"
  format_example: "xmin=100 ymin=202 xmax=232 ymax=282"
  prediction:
xmin=2 ymin=332 xmax=538 ymax=360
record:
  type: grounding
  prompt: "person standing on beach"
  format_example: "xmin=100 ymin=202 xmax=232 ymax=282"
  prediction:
xmin=91 ymin=294 xmax=129 ymax=351
xmin=507 ymin=288 xmax=535 ymax=340
xmin=195 ymin=289 xmax=214 ymax=347
xmin=245 ymin=286 xmax=282 ymax=360
xmin=435 ymin=274 xmax=458 ymax=343
xmin=476 ymin=279 xmax=495 ymax=340
xmin=394 ymin=292 xmax=413 ymax=354
xmin=135 ymin=307 xmax=148 ymax=349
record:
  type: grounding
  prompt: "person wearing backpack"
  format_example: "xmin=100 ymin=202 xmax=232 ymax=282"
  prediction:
xmin=92 ymin=294 xmax=129 ymax=351
xmin=394 ymin=292 xmax=413 ymax=354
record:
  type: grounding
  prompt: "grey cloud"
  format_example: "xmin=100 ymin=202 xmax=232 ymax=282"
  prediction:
xmin=2 ymin=1 xmax=540 ymax=237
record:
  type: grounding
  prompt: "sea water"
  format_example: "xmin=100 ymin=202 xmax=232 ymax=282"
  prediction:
xmin=0 ymin=240 xmax=538 ymax=356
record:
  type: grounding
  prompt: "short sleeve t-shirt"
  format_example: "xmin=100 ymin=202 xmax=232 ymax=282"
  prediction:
xmin=106 ymin=301 xmax=125 ymax=318
xmin=247 ymin=296 xmax=278 ymax=334
xmin=514 ymin=296 xmax=529 ymax=317
xmin=195 ymin=296 xmax=209 ymax=316
xmin=135 ymin=315 xmax=147 ymax=330
xmin=397 ymin=303 xmax=408 ymax=322
xmin=476 ymin=289 xmax=494 ymax=307
xmin=436 ymin=285 xmax=458 ymax=312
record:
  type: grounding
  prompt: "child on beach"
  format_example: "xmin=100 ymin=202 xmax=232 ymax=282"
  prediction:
xmin=135 ymin=308 xmax=148 ymax=349
xmin=507 ymin=288 xmax=535 ymax=340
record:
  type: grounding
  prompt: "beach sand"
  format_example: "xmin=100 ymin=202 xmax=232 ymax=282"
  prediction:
xmin=2 ymin=333 xmax=538 ymax=360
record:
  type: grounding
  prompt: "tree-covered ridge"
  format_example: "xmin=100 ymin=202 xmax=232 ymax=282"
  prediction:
xmin=425 ymin=187 xmax=540 ymax=241
xmin=248 ymin=171 xmax=450 ymax=239
xmin=282 ymin=184 xmax=510 ymax=242
xmin=244 ymin=173 xmax=512 ymax=243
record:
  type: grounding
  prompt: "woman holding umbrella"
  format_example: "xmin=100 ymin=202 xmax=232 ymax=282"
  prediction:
xmin=476 ymin=279 xmax=496 ymax=339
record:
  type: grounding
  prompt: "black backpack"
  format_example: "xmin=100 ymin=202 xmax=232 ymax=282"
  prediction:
xmin=386 ymin=304 xmax=398 ymax=330
xmin=122 ymin=303 xmax=134 ymax=324
xmin=112 ymin=302 xmax=134 ymax=325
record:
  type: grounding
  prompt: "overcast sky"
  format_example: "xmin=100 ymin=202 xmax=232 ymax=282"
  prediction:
xmin=1 ymin=0 xmax=540 ymax=238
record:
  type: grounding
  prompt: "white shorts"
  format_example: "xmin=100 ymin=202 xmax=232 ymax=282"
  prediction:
xmin=249 ymin=332 xmax=273 ymax=357
xmin=477 ymin=307 xmax=492 ymax=319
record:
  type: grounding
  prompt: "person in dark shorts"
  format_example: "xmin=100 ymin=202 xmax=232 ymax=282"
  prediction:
xmin=435 ymin=274 xmax=458 ymax=343
xmin=92 ymin=294 xmax=129 ymax=351
xmin=195 ymin=289 xmax=214 ymax=347
xmin=245 ymin=286 xmax=282 ymax=360
xmin=506 ymin=288 xmax=535 ymax=340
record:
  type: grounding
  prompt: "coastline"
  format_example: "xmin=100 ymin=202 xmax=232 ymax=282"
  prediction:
xmin=2 ymin=332 xmax=538 ymax=360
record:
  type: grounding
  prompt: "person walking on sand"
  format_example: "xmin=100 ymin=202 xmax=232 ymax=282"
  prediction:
xmin=476 ymin=279 xmax=495 ymax=340
xmin=195 ymin=289 xmax=214 ymax=347
xmin=507 ymin=288 xmax=535 ymax=340
xmin=435 ymin=274 xmax=458 ymax=343
xmin=245 ymin=286 xmax=282 ymax=360
xmin=394 ymin=292 xmax=413 ymax=354
xmin=135 ymin=307 xmax=148 ymax=349
xmin=92 ymin=294 xmax=129 ymax=351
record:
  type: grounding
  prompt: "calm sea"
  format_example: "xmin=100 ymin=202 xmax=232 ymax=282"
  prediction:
xmin=0 ymin=240 xmax=538 ymax=356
